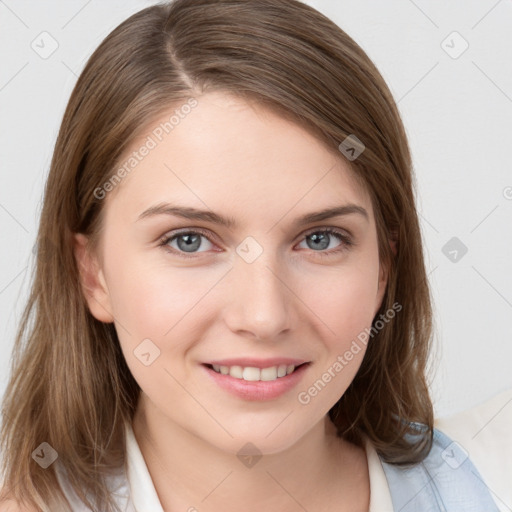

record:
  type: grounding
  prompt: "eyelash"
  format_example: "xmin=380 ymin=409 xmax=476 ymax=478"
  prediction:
xmin=158 ymin=227 xmax=353 ymax=260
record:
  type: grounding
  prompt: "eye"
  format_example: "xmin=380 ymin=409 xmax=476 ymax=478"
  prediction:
xmin=296 ymin=228 xmax=353 ymax=257
xmin=158 ymin=228 xmax=216 ymax=259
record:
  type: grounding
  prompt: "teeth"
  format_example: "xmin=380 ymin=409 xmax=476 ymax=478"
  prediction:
xmin=210 ymin=363 xmax=298 ymax=381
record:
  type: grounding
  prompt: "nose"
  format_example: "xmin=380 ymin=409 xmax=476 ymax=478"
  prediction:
xmin=222 ymin=249 xmax=295 ymax=341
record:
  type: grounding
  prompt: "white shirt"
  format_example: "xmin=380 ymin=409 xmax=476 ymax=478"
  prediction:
xmin=57 ymin=388 xmax=512 ymax=511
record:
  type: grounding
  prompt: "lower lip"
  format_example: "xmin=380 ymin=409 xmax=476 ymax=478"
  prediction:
xmin=201 ymin=363 xmax=310 ymax=401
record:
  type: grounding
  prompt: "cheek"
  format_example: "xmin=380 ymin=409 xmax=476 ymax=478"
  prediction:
xmin=300 ymin=255 xmax=380 ymax=380
xmin=106 ymin=254 xmax=213 ymax=339
xmin=306 ymin=255 xmax=381 ymax=338
xmin=292 ymin=263 xmax=381 ymax=414
xmin=103 ymin=244 xmax=226 ymax=383
xmin=103 ymin=252 xmax=216 ymax=393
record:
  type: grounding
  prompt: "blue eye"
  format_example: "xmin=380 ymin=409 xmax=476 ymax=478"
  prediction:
xmin=158 ymin=227 xmax=353 ymax=259
xmin=159 ymin=228 xmax=215 ymax=259
xmin=298 ymin=228 xmax=352 ymax=256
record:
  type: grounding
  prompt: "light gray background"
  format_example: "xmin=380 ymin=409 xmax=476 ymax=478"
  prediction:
xmin=1 ymin=0 xmax=511 ymax=418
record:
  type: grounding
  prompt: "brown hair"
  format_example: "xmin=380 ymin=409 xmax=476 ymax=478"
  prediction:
xmin=0 ymin=0 xmax=434 ymax=509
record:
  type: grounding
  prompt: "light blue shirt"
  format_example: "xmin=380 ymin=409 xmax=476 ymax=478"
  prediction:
xmin=381 ymin=427 xmax=499 ymax=511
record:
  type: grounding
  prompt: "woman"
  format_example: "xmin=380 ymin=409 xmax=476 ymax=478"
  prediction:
xmin=1 ymin=0 xmax=510 ymax=510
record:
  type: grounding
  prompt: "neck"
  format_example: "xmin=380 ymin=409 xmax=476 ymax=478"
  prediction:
xmin=132 ymin=394 xmax=369 ymax=512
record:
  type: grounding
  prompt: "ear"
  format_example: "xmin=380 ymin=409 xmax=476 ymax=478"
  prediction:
xmin=73 ymin=233 xmax=114 ymax=323
xmin=373 ymin=237 xmax=397 ymax=317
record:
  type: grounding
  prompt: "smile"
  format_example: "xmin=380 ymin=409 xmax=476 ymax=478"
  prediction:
xmin=202 ymin=362 xmax=311 ymax=401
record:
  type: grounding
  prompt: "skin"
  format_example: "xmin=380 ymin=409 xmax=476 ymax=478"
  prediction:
xmin=74 ymin=91 xmax=389 ymax=512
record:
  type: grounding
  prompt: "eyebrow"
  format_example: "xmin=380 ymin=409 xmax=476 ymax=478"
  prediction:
xmin=137 ymin=202 xmax=369 ymax=228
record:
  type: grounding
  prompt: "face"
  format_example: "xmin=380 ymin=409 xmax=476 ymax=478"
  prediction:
xmin=75 ymin=91 xmax=388 ymax=455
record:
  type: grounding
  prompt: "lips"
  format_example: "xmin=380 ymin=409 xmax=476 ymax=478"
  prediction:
xmin=201 ymin=359 xmax=311 ymax=401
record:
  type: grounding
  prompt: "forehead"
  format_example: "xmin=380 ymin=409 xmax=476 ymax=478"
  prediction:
xmin=104 ymin=91 xmax=373 ymax=225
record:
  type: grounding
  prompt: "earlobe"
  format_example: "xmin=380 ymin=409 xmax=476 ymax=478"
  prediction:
xmin=73 ymin=233 xmax=114 ymax=323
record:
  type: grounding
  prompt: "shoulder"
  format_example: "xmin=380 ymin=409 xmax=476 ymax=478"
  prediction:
xmin=434 ymin=388 xmax=512 ymax=511
xmin=378 ymin=389 xmax=512 ymax=511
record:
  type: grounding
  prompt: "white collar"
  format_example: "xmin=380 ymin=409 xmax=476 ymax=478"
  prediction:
xmin=363 ymin=436 xmax=395 ymax=511
xmin=125 ymin=420 xmax=164 ymax=511
xmin=124 ymin=421 xmax=394 ymax=511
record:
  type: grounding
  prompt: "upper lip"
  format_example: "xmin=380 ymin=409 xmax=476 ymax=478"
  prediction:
xmin=204 ymin=358 xmax=309 ymax=369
